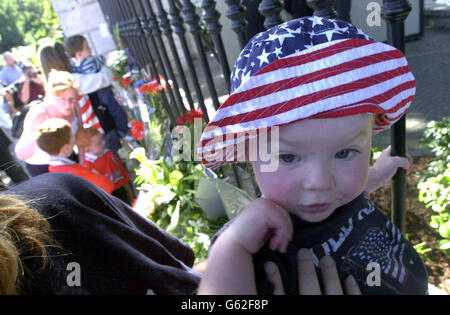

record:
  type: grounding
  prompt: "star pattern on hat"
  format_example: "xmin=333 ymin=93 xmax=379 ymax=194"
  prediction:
xmin=230 ymin=17 xmax=372 ymax=93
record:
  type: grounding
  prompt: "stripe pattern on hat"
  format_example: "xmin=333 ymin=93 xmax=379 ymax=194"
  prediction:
xmin=198 ymin=18 xmax=415 ymax=169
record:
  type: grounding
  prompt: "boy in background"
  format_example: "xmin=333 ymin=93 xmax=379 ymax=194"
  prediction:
xmin=76 ymin=127 xmax=135 ymax=205
xmin=64 ymin=35 xmax=128 ymax=154
xmin=36 ymin=118 xmax=114 ymax=194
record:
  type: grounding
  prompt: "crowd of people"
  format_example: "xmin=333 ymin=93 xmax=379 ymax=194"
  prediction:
xmin=0 ymin=12 xmax=430 ymax=295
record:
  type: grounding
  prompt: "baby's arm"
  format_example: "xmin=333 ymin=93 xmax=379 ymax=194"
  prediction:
xmin=197 ymin=198 xmax=293 ymax=294
xmin=366 ymin=145 xmax=412 ymax=193
xmin=73 ymin=66 xmax=114 ymax=95
xmin=78 ymin=55 xmax=105 ymax=74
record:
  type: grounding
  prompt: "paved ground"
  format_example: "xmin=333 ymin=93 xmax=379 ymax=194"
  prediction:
xmin=372 ymin=24 xmax=450 ymax=157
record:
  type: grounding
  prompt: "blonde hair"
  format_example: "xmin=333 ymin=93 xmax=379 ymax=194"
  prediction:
xmin=0 ymin=195 xmax=54 ymax=295
xmin=45 ymin=69 xmax=79 ymax=96
xmin=36 ymin=118 xmax=72 ymax=156
xmin=75 ymin=127 xmax=100 ymax=150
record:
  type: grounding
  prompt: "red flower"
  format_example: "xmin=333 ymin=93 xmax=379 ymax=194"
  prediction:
xmin=139 ymin=79 xmax=164 ymax=95
xmin=177 ymin=109 xmax=203 ymax=126
xmin=114 ymin=76 xmax=118 ymax=81
xmin=131 ymin=120 xmax=144 ymax=140
xmin=122 ymin=77 xmax=132 ymax=86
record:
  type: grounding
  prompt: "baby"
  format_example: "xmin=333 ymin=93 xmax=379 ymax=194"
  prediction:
xmin=198 ymin=17 xmax=427 ymax=294
xmin=64 ymin=35 xmax=128 ymax=154
xmin=76 ymin=127 xmax=135 ymax=205
xmin=36 ymin=118 xmax=114 ymax=194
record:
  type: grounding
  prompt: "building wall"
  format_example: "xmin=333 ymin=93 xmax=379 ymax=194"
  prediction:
xmin=50 ymin=0 xmax=116 ymax=56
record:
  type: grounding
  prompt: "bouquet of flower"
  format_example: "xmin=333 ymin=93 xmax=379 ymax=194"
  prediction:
xmin=107 ymin=48 xmax=140 ymax=88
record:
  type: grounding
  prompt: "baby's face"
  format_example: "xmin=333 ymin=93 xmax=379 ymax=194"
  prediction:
xmin=252 ymin=114 xmax=373 ymax=223
xmin=86 ymin=134 xmax=106 ymax=156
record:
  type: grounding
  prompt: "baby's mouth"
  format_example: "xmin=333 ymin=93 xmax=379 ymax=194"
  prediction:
xmin=298 ymin=203 xmax=330 ymax=214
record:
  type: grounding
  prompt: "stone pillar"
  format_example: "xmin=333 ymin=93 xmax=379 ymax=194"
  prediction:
xmin=49 ymin=0 xmax=116 ymax=56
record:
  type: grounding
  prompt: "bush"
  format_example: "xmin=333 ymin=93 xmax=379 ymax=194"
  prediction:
xmin=130 ymin=148 xmax=228 ymax=262
xmin=418 ymin=118 xmax=450 ymax=256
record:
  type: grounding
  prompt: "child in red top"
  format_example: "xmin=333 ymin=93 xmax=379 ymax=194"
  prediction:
xmin=76 ymin=127 xmax=135 ymax=205
xmin=36 ymin=118 xmax=114 ymax=193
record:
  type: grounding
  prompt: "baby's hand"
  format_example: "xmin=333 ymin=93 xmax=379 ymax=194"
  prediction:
xmin=366 ymin=145 xmax=413 ymax=193
xmin=224 ymin=198 xmax=293 ymax=254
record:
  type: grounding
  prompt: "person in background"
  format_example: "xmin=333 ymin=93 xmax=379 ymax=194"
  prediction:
xmin=76 ymin=127 xmax=135 ymax=204
xmin=0 ymin=52 xmax=23 ymax=86
xmin=39 ymin=42 xmax=114 ymax=143
xmin=64 ymin=35 xmax=128 ymax=155
xmin=18 ymin=61 xmax=45 ymax=106
xmin=36 ymin=118 xmax=114 ymax=194
xmin=14 ymin=70 xmax=83 ymax=177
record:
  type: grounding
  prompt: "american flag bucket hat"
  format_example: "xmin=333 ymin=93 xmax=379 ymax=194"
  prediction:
xmin=198 ymin=17 xmax=416 ymax=169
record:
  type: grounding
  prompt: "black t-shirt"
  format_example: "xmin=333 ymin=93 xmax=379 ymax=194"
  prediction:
xmin=214 ymin=194 xmax=428 ymax=295
xmin=5 ymin=172 xmax=201 ymax=294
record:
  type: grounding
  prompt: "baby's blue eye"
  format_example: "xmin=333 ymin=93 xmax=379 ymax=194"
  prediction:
xmin=335 ymin=149 xmax=356 ymax=159
xmin=280 ymin=153 xmax=298 ymax=164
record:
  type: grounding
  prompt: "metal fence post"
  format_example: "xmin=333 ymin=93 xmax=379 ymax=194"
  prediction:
xmin=143 ymin=0 xmax=187 ymax=116
xmin=200 ymin=0 xmax=232 ymax=92
xmin=181 ymin=0 xmax=221 ymax=111
xmin=306 ymin=0 xmax=337 ymax=18
xmin=258 ymin=0 xmax=285 ymax=29
xmin=134 ymin=0 xmax=180 ymax=124
xmin=225 ymin=0 xmax=248 ymax=49
xmin=382 ymin=0 xmax=412 ymax=233
xmin=154 ymin=0 xmax=195 ymax=111
xmin=168 ymin=0 xmax=208 ymax=116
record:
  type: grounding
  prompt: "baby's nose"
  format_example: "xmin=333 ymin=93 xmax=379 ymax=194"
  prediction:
xmin=301 ymin=163 xmax=335 ymax=191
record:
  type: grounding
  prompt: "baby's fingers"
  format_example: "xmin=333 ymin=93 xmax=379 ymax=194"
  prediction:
xmin=264 ymin=262 xmax=285 ymax=295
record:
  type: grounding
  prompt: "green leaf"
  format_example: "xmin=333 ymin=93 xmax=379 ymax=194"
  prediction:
xmin=439 ymin=239 xmax=450 ymax=250
xmin=167 ymin=201 xmax=181 ymax=232
xmin=439 ymin=223 xmax=450 ymax=239
xmin=169 ymin=170 xmax=184 ymax=186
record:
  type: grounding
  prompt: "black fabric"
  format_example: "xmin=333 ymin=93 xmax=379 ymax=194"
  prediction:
xmin=88 ymin=92 xmax=116 ymax=134
xmin=5 ymin=172 xmax=201 ymax=295
xmin=25 ymin=152 xmax=77 ymax=178
xmin=11 ymin=106 xmax=30 ymax=139
xmin=112 ymin=185 xmax=131 ymax=206
xmin=96 ymin=86 xmax=129 ymax=135
xmin=212 ymin=194 xmax=428 ymax=295
xmin=0 ymin=128 xmax=29 ymax=184
xmin=25 ymin=162 xmax=49 ymax=177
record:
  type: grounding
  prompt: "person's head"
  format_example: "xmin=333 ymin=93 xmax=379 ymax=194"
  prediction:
xmin=3 ymin=52 xmax=16 ymax=67
xmin=36 ymin=118 xmax=74 ymax=157
xmin=0 ymin=194 xmax=53 ymax=294
xmin=198 ymin=17 xmax=415 ymax=223
xmin=45 ymin=69 xmax=79 ymax=117
xmin=64 ymin=35 xmax=92 ymax=62
xmin=21 ymin=61 xmax=38 ymax=78
xmin=252 ymin=114 xmax=375 ymax=222
xmin=39 ymin=42 xmax=73 ymax=80
xmin=76 ymin=127 xmax=106 ymax=156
